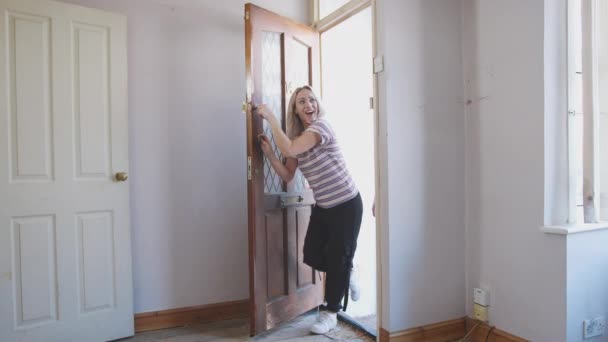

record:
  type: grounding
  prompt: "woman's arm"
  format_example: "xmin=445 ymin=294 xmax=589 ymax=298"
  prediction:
xmin=257 ymin=105 xmax=320 ymax=157
xmin=260 ymin=135 xmax=298 ymax=183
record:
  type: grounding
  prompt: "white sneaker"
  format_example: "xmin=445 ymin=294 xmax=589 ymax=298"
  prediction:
xmin=349 ymin=268 xmax=361 ymax=302
xmin=310 ymin=311 xmax=338 ymax=334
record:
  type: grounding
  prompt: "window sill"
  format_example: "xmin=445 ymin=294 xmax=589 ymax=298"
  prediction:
xmin=541 ymin=222 xmax=608 ymax=235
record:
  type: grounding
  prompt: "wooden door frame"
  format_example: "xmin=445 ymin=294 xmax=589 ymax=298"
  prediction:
xmin=312 ymin=0 xmax=382 ymax=339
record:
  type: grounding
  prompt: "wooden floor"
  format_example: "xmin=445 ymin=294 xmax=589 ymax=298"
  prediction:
xmin=118 ymin=311 xmax=375 ymax=342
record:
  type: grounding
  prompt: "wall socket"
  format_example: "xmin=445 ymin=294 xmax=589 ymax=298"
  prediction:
xmin=473 ymin=303 xmax=488 ymax=322
xmin=584 ymin=316 xmax=606 ymax=339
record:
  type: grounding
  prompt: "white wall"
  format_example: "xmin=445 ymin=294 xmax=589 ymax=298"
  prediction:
xmin=56 ymin=0 xmax=310 ymax=314
xmin=375 ymin=0 xmax=466 ymax=331
xmin=545 ymin=0 xmax=608 ymax=342
xmin=567 ymin=231 xmax=608 ymax=342
xmin=463 ymin=0 xmax=567 ymax=340
xmin=599 ymin=1 xmax=608 ymax=219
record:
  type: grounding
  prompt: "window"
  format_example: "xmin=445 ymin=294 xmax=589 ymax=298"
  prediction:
xmin=312 ymin=0 xmax=370 ymax=33
xmin=567 ymin=0 xmax=608 ymax=224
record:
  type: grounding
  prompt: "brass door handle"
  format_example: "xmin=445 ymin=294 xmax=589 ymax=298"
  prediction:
xmin=243 ymin=102 xmax=257 ymax=113
xmin=115 ymin=172 xmax=128 ymax=182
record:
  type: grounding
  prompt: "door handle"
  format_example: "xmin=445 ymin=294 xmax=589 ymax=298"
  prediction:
xmin=280 ymin=194 xmax=304 ymax=208
xmin=115 ymin=172 xmax=128 ymax=182
xmin=243 ymin=102 xmax=258 ymax=114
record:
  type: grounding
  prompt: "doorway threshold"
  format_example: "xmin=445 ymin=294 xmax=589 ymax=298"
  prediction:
xmin=337 ymin=311 xmax=377 ymax=339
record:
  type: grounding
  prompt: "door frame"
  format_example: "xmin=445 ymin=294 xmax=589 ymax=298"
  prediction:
xmin=311 ymin=0 xmax=382 ymax=338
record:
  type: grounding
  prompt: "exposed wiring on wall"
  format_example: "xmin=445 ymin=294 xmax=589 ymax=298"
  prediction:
xmin=458 ymin=322 xmax=481 ymax=342
xmin=485 ymin=326 xmax=496 ymax=342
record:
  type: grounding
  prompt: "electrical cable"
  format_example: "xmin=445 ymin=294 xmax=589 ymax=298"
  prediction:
xmin=485 ymin=326 xmax=496 ymax=342
xmin=458 ymin=322 xmax=481 ymax=342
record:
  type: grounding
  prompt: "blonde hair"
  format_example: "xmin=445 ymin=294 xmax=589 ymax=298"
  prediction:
xmin=286 ymin=85 xmax=325 ymax=139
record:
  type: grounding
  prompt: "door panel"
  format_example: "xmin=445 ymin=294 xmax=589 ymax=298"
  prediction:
xmin=245 ymin=3 xmax=323 ymax=336
xmin=0 ymin=0 xmax=133 ymax=341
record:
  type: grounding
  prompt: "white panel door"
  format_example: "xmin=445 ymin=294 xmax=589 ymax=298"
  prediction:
xmin=0 ymin=0 xmax=133 ymax=341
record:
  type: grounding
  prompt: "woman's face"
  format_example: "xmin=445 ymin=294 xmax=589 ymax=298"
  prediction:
xmin=294 ymin=89 xmax=318 ymax=125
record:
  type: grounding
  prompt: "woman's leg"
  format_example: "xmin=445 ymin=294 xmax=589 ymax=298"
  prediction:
xmin=324 ymin=194 xmax=363 ymax=312
xmin=303 ymin=205 xmax=329 ymax=272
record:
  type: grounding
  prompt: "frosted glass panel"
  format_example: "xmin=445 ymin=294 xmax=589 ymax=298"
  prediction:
xmin=290 ymin=39 xmax=309 ymax=89
xmin=288 ymin=39 xmax=311 ymax=193
xmin=261 ymin=31 xmax=284 ymax=194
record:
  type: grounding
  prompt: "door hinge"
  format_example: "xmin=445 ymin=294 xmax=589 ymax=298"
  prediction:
xmin=247 ymin=156 xmax=252 ymax=180
xmin=369 ymin=97 xmax=374 ymax=110
xmin=245 ymin=11 xmax=250 ymax=21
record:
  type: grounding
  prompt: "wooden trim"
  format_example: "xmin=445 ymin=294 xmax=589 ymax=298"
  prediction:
xmin=379 ymin=317 xmax=527 ymax=342
xmin=134 ymin=300 xmax=249 ymax=333
xmin=465 ymin=318 xmax=529 ymax=342
xmin=244 ymin=3 xmax=256 ymax=336
xmin=380 ymin=318 xmax=465 ymax=342
xmin=311 ymin=0 xmax=320 ymax=24
xmin=379 ymin=327 xmax=391 ymax=342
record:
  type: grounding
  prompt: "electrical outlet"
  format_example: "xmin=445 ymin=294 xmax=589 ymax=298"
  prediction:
xmin=473 ymin=303 xmax=488 ymax=322
xmin=584 ymin=316 xmax=606 ymax=339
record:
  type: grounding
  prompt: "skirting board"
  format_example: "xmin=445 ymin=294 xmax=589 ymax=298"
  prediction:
xmin=379 ymin=317 xmax=528 ymax=342
xmin=134 ymin=299 xmax=249 ymax=332
xmin=379 ymin=318 xmax=466 ymax=342
xmin=465 ymin=318 xmax=528 ymax=342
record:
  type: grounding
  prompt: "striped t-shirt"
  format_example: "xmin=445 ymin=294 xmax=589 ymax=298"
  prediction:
xmin=296 ymin=119 xmax=358 ymax=208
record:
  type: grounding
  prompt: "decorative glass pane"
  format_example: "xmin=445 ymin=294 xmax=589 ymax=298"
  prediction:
xmin=291 ymin=39 xmax=310 ymax=89
xmin=288 ymin=39 xmax=311 ymax=193
xmin=262 ymin=31 xmax=284 ymax=194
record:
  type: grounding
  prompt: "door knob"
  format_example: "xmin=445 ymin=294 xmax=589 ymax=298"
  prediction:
xmin=115 ymin=172 xmax=128 ymax=182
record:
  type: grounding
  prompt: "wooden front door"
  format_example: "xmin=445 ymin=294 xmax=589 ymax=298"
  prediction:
xmin=244 ymin=3 xmax=323 ymax=336
xmin=0 ymin=0 xmax=133 ymax=341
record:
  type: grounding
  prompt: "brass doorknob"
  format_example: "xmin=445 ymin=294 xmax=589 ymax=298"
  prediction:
xmin=115 ymin=172 xmax=128 ymax=182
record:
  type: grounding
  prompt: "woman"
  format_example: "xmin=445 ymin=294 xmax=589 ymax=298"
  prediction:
xmin=257 ymin=85 xmax=363 ymax=335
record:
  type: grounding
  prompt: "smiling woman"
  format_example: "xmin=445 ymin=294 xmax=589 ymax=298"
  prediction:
xmin=257 ymin=85 xmax=363 ymax=335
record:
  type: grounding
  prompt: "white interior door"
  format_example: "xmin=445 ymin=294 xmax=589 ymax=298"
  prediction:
xmin=0 ymin=0 xmax=133 ymax=341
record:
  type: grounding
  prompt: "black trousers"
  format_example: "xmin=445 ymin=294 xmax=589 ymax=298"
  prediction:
xmin=303 ymin=193 xmax=363 ymax=312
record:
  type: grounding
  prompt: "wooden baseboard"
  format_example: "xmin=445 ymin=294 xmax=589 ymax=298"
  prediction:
xmin=134 ymin=299 xmax=249 ymax=332
xmin=379 ymin=317 xmax=527 ymax=342
xmin=380 ymin=318 xmax=465 ymax=342
xmin=134 ymin=302 xmax=527 ymax=342
xmin=465 ymin=318 xmax=528 ymax=342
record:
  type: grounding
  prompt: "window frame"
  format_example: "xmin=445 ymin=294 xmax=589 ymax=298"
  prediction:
xmin=312 ymin=0 xmax=371 ymax=33
xmin=568 ymin=0 xmax=602 ymax=224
